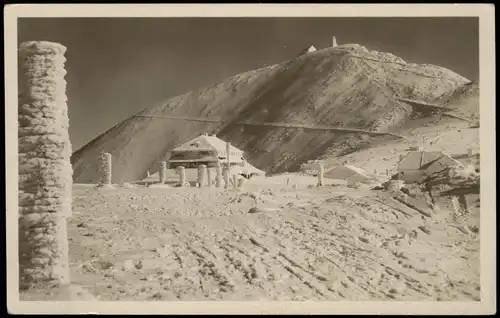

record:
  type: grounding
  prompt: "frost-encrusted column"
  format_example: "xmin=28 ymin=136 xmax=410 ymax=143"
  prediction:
xmin=332 ymin=36 xmax=338 ymax=48
xmin=197 ymin=165 xmax=207 ymax=188
xmin=177 ymin=166 xmax=186 ymax=186
xmin=237 ymin=177 xmax=246 ymax=189
xmin=317 ymin=162 xmax=324 ymax=187
xmin=223 ymin=167 xmax=230 ymax=189
xmin=451 ymin=196 xmax=462 ymax=215
xmin=159 ymin=161 xmax=167 ymax=184
xmin=18 ymin=41 xmax=72 ymax=290
xmin=386 ymin=180 xmax=404 ymax=192
xmin=207 ymin=167 xmax=213 ymax=188
xmin=215 ymin=164 xmax=222 ymax=188
xmin=233 ymin=174 xmax=238 ymax=189
xmin=226 ymin=142 xmax=232 ymax=179
xmin=99 ymin=152 xmax=112 ymax=185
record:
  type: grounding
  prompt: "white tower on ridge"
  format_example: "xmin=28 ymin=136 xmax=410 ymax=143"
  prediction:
xmin=332 ymin=36 xmax=338 ymax=48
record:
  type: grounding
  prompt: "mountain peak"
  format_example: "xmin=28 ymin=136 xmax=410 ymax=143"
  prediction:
xmin=71 ymin=45 xmax=471 ymax=183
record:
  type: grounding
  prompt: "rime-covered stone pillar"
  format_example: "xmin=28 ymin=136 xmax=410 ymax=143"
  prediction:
xmin=99 ymin=152 xmax=112 ymax=185
xmin=332 ymin=36 xmax=338 ymax=48
xmin=386 ymin=180 xmax=405 ymax=192
xmin=18 ymin=41 xmax=72 ymax=290
xmin=197 ymin=165 xmax=207 ymax=188
xmin=317 ymin=162 xmax=324 ymax=187
xmin=207 ymin=167 xmax=213 ymax=188
xmin=233 ymin=174 xmax=238 ymax=189
xmin=159 ymin=161 xmax=167 ymax=184
xmin=226 ymin=142 xmax=231 ymax=178
xmin=215 ymin=164 xmax=222 ymax=188
xmin=223 ymin=167 xmax=230 ymax=189
xmin=451 ymin=196 xmax=461 ymax=215
xmin=177 ymin=166 xmax=186 ymax=186
xmin=237 ymin=177 xmax=246 ymax=189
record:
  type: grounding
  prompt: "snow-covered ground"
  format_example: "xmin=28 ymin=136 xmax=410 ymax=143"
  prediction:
xmin=37 ymin=175 xmax=480 ymax=301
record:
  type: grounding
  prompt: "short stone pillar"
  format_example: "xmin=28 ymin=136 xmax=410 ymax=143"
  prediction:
xmin=317 ymin=162 xmax=324 ymax=187
xmin=18 ymin=41 xmax=72 ymax=290
xmin=332 ymin=36 xmax=338 ymax=48
xmin=99 ymin=152 xmax=112 ymax=185
xmin=467 ymin=148 xmax=473 ymax=156
xmin=237 ymin=177 xmax=246 ymax=189
xmin=177 ymin=166 xmax=186 ymax=186
xmin=197 ymin=165 xmax=207 ymax=188
xmin=223 ymin=167 xmax=230 ymax=189
xmin=215 ymin=164 xmax=222 ymax=188
xmin=159 ymin=161 xmax=167 ymax=184
xmin=233 ymin=174 xmax=238 ymax=188
xmin=207 ymin=168 xmax=213 ymax=188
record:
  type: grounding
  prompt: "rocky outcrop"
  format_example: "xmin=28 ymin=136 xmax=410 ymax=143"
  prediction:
xmin=18 ymin=41 xmax=72 ymax=290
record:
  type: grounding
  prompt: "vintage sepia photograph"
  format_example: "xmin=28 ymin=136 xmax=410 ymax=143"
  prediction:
xmin=5 ymin=3 xmax=496 ymax=315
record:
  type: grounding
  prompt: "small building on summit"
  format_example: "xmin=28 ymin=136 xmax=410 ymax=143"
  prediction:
xmin=298 ymin=45 xmax=318 ymax=56
xmin=168 ymin=133 xmax=245 ymax=170
xmin=397 ymin=150 xmax=464 ymax=183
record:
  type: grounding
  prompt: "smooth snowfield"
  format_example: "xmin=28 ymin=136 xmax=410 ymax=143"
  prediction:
xmin=47 ymin=177 xmax=480 ymax=301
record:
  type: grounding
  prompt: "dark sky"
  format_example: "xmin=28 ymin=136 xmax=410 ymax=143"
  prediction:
xmin=18 ymin=17 xmax=479 ymax=151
